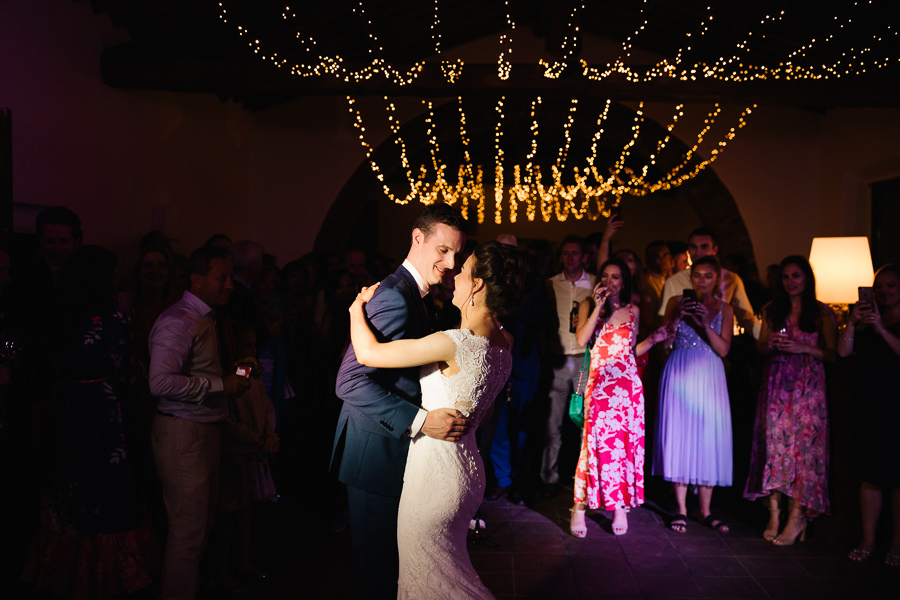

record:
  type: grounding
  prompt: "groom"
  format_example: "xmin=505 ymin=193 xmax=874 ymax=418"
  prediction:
xmin=332 ymin=203 xmax=468 ymax=599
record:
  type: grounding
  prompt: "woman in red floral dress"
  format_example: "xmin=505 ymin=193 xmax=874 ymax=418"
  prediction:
xmin=568 ymin=259 xmax=668 ymax=537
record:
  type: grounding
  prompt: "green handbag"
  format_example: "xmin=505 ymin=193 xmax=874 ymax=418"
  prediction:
xmin=568 ymin=347 xmax=591 ymax=427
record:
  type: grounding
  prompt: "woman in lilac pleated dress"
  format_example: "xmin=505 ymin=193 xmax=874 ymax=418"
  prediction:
xmin=744 ymin=255 xmax=836 ymax=546
xmin=653 ymin=256 xmax=734 ymax=534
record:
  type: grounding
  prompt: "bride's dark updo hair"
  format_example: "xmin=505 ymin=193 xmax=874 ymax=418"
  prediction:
xmin=471 ymin=241 xmax=530 ymax=317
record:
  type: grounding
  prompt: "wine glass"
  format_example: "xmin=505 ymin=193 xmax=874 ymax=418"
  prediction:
xmin=773 ymin=324 xmax=789 ymax=351
xmin=0 ymin=332 xmax=21 ymax=366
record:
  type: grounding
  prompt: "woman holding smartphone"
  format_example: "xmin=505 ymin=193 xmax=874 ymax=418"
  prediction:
xmin=653 ymin=256 xmax=734 ymax=533
xmin=744 ymin=255 xmax=836 ymax=545
xmin=838 ymin=264 xmax=900 ymax=566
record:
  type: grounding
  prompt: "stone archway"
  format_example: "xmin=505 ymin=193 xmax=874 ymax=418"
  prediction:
xmin=316 ymin=97 xmax=757 ymax=275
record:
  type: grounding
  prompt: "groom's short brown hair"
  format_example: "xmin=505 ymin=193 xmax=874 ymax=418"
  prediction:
xmin=411 ymin=203 xmax=468 ymax=239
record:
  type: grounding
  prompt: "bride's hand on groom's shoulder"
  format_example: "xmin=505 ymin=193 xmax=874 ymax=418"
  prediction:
xmin=350 ymin=282 xmax=380 ymax=311
xmin=422 ymin=408 xmax=469 ymax=442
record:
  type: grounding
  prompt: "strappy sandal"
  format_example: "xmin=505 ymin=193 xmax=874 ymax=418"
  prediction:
xmin=848 ymin=548 xmax=871 ymax=563
xmin=773 ymin=515 xmax=806 ymax=546
xmin=885 ymin=553 xmax=900 ymax=567
xmin=763 ymin=504 xmax=780 ymax=541
xmin=669 ymin=514 xmax=687 ymax=533
xmin=701 ymin=514 xmax=730 ymax=533
xmin=611 ymin=509 xmax=628 ymax=536
xmin=569 ymin=508 xmax=587 ymax=538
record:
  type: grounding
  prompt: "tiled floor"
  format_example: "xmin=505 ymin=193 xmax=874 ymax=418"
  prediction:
xmin=11 ymin=484 xmax=898 ymax=599
xmin=257 ymin=486 xmax=899 ymax=600
xmin=467 ymin=496 xmax=897 ymax=600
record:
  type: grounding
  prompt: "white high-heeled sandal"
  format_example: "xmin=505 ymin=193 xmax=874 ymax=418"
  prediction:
xmin=611 ymin=509 xmax=629 ymax=536
xmin=570 ymin=508 xmax=587 ymax=538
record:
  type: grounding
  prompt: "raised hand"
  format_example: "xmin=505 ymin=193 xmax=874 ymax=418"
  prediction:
xmin=223 ymin=373 xmax=252 ymax=396
xmin=351 ymin=282 xmax=381 ymax=311
xmin=861 ymin=302 xmax=884 ymax=333
xmin=677 ymin=296 xmax=697 ymax=320
xmin=591 ymin=283 xmax=610 ymax=307
xmin=263 ymin=433 xmax=280 ymax=453
xmin=775 ymin=337 xmax=808 ymax=355
xmin=647 ymin=324 xmax=671 ymax=345
xmin=848 ymin=301 xmax=873 ymax=326
xmin=690 ymin=301 xmax=710 ymax=329
xmin=602 ymin=213 xmax=624 ymax=242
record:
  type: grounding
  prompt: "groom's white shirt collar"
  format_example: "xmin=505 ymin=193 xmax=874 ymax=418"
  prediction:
xmin=402 ymin=259 xmax=430 ymax=298
xmin=399 ymin=259 xmax=430 ymax=439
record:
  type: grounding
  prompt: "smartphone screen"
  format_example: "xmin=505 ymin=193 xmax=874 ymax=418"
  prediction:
xmin=610 ymin=205 xmax=622 ymax=221
xmin=858 ymin=286 xmax=874 ymax=305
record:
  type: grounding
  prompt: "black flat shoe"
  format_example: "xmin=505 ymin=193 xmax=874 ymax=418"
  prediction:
xmin=487 ymin=485 xmax=509 ymax=501
xmin=541 ymin=483 xmax=561 ymax=498
xmin=701 ymin=514 xmax=729 ymax=533
xmin=507 ymin=489 xmax=526 ymax=506
xmin=669 ymin=514 xmax=687 ymax=533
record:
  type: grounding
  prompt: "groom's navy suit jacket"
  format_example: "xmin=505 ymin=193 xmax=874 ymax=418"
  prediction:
xmin=331 ymin=265 xmax=431 ymax=497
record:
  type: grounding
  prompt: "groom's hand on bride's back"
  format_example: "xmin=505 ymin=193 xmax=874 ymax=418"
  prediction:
xmin=421 ymin=408 xmax=469 ymax=441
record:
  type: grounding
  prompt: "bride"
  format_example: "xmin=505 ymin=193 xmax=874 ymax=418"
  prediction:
xmin=350 ymin=241 xmax=528 ymax=600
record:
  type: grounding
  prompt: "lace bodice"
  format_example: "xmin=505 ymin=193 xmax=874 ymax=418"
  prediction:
xmin=419 ymin=328 xmax=512 ymax=430
xmin=398 ymin=328 xmax=511 ymax=599
xmin=673 ymin=308 xmax=724 ymax=354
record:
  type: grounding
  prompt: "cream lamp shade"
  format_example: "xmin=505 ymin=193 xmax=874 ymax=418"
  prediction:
xmin=808 ymin=237 xmax=875 ymax=304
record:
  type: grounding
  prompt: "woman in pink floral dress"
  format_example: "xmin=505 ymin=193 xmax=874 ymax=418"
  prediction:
xmin=744 ymin=255 xmax=836 ymax=545
xmin=568 ymin=259 xmax=668 ymax=537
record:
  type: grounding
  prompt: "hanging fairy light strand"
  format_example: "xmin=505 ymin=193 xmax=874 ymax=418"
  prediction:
xmin=337 ymin=0 xmax=757 ymax=223
xmin=220 ymin=1 xmax=897 ymax=223
xmin=218 ymin=1 xmax=899 ymax=84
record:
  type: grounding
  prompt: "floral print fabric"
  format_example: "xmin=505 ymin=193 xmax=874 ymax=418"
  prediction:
xmin=744 ymin=312 xmax=830 ymax=515
xmin=574 ymin=306 xmax=645 ymax=511
xmin=23 ymin=310 xmax=156 ymax=599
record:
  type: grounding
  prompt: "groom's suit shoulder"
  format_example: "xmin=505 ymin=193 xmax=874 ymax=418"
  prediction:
xmin=363 ymin=267 xmax=418 ymax=336
xmin=378 ymin=266 xmax=416 ymax=295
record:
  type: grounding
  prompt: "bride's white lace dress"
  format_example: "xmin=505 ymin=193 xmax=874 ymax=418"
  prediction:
xmin=397 ymin=328 xmax=512 ymax=600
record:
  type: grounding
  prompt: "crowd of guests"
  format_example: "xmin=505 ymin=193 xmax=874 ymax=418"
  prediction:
xmin=0 ymin=205 xmax=897 ymax=600
xmin=546 ymin=221 xmax=898 ymax=571
xmin=0 ymin=206 xmax=385 ymax=598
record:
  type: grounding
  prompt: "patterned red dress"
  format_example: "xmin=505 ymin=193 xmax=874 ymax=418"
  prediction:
xmin=574 ymin=305 xmax=645 ymax=510
xmin=744 ymin=307 xmax=833 ymax=515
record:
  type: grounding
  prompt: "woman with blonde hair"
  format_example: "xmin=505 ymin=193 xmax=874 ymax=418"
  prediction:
xmin=654 ymin=256 xmax=734 ymax=534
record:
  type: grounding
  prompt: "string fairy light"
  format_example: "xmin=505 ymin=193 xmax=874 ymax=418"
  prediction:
xmin=219 ymin=1 xmax=900 ymax=84
xmin=348 ymin=93 xmax=755 ymax=224
xmin=497 ymin=0 xmax=516 ymax=80
xmin=220 ymin=1 xmax=899 ymax=223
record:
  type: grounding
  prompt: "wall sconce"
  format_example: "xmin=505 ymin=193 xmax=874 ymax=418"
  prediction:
xmin=808 ymin=236 xmax=875 ymax=324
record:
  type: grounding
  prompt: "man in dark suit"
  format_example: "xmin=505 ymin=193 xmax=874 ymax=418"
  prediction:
xmin=332 ymin=203 xmax=468 ymax=599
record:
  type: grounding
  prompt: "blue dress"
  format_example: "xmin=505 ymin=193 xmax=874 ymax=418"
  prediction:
xmin=653 ymin=309 xmax=733 ymax=487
